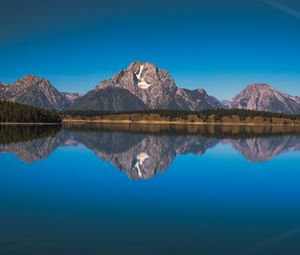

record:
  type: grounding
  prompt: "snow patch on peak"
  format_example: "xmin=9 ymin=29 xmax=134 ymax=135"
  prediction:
xmin=135 ymin=65 xmax=151 ymax=89
xmin=136 ymin=65 xmax=144 ymax=80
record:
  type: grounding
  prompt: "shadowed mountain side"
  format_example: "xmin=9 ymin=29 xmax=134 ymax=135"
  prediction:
xmin=70 ymin=87 xmax=148 ymax=111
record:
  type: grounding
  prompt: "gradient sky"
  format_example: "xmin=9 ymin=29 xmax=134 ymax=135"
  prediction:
xmin=1 ymin=0 xmax=300 ymax=100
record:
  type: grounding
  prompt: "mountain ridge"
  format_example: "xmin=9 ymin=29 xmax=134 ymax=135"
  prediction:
xmin=0 ymin=62 xmax=299 ymax=114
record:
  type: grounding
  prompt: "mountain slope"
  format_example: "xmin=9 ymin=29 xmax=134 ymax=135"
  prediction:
xmin=0 ymin=74 xmax=69 ymax=110
xmin=174 ymin=88 xmax=223 ymax=110
xmin=231 ymin=84 xmax=300 ymax=114
xmin=62 ymin=92 xmax=80 ymax=103
xmin=70 ymin=87 xmax=149 ymax=111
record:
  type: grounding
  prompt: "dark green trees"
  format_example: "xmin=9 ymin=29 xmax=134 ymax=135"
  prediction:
xmin=0 ymin=101 xmax=61 ymax=123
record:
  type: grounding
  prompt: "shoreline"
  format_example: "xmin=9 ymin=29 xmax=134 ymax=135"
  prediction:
xmin=1 ymin=120 xmax=300 ymax=127
xmin=0 ymin=122 xmax=61 ymax=125
xmin=62 ymin=119 xmax=300 ymax=127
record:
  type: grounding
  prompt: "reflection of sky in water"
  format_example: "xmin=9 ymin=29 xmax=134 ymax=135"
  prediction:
xmin=0 ymin=130 xmax=300 ymax=254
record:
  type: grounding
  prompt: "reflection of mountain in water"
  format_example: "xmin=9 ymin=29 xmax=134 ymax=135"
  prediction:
xmin=70 ymin=129 xmax=218 ymax=179
xmin=0 ymin=126 xmax=77 ymax=163
xmin=0 ymin=125 xmax=300 ymax=179
xmin=229 ymin=136 xmax=300 ymax=162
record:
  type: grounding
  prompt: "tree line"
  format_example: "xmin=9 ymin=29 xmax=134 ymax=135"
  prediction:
xmin=0 ymin=101 xmax=61 ymax=123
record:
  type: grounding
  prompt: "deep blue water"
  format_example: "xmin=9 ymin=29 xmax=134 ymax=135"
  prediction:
xmin=0 ymin=125 xmax=300 ymax=255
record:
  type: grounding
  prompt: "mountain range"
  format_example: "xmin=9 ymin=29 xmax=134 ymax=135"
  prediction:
xmin=0 ymin=61 xmax=300 ymax=114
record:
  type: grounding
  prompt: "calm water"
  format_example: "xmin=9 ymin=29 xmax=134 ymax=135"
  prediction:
xmin=1 ymin=124 xmax=300 ymax=255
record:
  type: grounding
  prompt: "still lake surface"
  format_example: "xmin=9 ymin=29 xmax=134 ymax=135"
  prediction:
xmin=0 ymin=124 xmax=300 ymax=255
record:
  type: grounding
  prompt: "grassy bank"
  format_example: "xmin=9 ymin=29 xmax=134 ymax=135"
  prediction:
xmin=63 ymin=109 xmax=300 ymax=127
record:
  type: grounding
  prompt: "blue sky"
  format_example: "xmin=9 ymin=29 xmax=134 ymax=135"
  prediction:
xmin=0 ymin=0 xmax=300 ymax=100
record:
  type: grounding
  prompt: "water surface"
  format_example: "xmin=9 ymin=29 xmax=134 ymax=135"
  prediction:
xmin=0 ymin=124 xmax=300 ymax=255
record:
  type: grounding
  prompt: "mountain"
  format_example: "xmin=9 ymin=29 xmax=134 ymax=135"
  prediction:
xmin=0 ymin=74 xmax=70 ymax=110
xmin=61 ymin=92 xmax=80 ymax=104
xmin=71 ymin=87 xmax=149 ymax=111
xmin=73 ymin=61 xmax=223 ymax=111
xmin=98 ymin=61 xmax=178 ymax=109
xmin=231 ymin=84 xmax=300 ymax=114
xmin=174 ymin=88 xmax=223 ymax=110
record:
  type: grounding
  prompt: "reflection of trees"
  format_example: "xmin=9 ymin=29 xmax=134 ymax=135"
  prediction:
xmin=0 ymin=125 xmax=60 ymax=145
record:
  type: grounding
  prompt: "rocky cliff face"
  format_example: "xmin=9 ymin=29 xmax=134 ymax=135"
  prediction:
xmin=0 ymin=74 xmax=70 ymax=110
xmin=231 ymin=84 xmax=300 ymax=114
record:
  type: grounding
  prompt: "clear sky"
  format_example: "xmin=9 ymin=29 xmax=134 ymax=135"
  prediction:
xmin=1 ymin=0 xmax=300 ymax=100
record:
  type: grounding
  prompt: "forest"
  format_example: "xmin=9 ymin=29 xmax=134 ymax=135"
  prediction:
xmin=0 ymin=101 xmax=61 ymax=123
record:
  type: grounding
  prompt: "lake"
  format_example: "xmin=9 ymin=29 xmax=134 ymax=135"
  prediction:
xmin=0 ymin=124 xmax=300 ymax=255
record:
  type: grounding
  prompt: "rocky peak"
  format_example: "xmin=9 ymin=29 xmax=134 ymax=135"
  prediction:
xmin=15 ymin=74 xmax=44 ymax=87
xmin=231 ymin=83 xmax=300 ymax=114
xmin=98 ymin=61 xmax=178 ymax=109
xmin=0 ymin=74 xmax=69 ymax=110
xmin=246 ymin=83 xmax=272 ymax=90
xmin=196 ymin=88 xmax=207 ymax=95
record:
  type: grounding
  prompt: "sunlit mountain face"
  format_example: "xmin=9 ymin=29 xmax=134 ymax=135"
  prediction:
xmin=1 ymin=124 xmax=300 ymax=180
